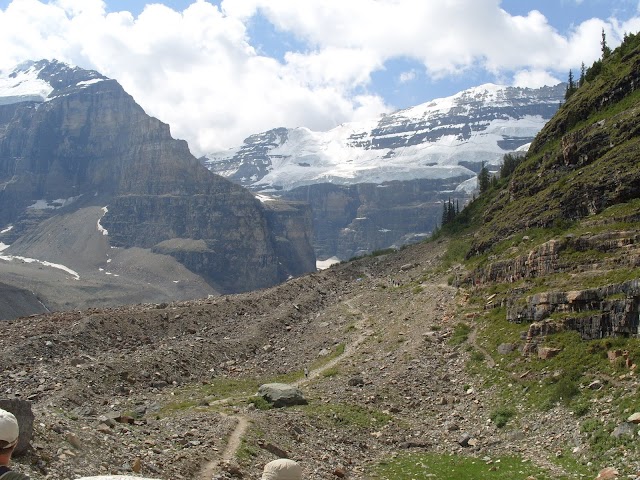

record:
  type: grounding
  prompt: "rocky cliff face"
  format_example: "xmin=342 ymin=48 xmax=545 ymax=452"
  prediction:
xmin=282 ymin=177 xmax=469 ymax=259
xmin=0 ymin=60 xmax=315 ymax=305
xmin=463 ymin=34 xmax=640 ymax=349
xmin=203 ymin=83 xmax=564 ymax=260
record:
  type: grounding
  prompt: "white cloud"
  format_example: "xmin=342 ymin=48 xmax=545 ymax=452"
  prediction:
xmin=398 ymin=70 xmax=416 ymax=84
xmin=512 ymin=69 xmax=562 ymax=88
xmin=0 ymin=0 xmax=638 ymax=154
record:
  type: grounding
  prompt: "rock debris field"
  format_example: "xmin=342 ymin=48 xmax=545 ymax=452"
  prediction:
xmin=1 ymin=240 xmax=637 ymax=479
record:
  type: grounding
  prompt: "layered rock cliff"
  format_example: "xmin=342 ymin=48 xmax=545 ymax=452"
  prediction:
xmin=0 ymin=60 xmax=315 ymax=312
xmin=459 ymin=34 xmax=640 ymax=350
xmin=282 ymin=176 xmax=470 ymax=259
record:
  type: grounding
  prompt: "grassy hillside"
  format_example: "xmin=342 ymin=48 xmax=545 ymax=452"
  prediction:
xmin=424 ymin=31 xmax=640 ymax=478
xmin=463 ymin=32 xmax=640 ymax=255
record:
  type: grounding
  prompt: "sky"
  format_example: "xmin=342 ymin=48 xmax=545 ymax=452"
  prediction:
xmin=0 ymin=0 xmax=639 ymax=155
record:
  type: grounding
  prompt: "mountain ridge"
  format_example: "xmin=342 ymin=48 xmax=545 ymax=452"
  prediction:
xmin=201 ymin=82 xmax=564 ymax=260
xmin=203 ymin=82 xmax=564 ymax=192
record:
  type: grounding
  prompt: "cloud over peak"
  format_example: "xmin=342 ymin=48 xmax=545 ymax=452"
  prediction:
xmin=0 ymin=0 xmax=637 ymax=154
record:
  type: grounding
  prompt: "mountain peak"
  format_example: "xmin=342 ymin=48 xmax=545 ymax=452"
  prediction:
xmin=0 ymin=59 xmax=110 ymax=106
xmin=203 ymin=82 xmax=565 ymax=192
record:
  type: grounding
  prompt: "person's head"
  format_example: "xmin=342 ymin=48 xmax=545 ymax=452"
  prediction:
xmin=261 ymin=458 xmax=302 ymax=480
xmin=0 ymin=408 xmax=19 ymax=465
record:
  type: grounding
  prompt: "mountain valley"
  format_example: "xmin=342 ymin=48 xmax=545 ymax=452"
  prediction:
xmin=1 ymin=28 xmax=640 ymax=480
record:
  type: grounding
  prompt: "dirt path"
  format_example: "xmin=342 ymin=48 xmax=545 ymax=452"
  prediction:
xmin=197 ymin=296 xmax=372 ymax=479
xmin=222 ymin=415 xmax=249 ymax=463
xmin=468 ymin=326 xmax=496 ymax=368
xmin=294 ymin=297 xmax=372 ymax=386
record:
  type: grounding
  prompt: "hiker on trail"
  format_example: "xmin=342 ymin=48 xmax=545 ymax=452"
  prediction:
xmin=261 ymin=458 xmax=302 ymax=480
xmin=0 ymin=408 xmax=29 ymax=480
xmin=303 ymin=367 xmax=309 ymax=378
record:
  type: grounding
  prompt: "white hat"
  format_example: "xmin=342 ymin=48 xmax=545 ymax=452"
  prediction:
xmin=0 ymin=408 xmax=19 ymax=449
xmin=261 ymin=459 xmax=302 ymax=480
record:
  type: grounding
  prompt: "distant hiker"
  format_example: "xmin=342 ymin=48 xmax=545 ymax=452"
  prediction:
xmin=261 ymin=459 xmax=302 ymax=480
xmin=303 ymin=367 xmax=309 ymax=378
xmin=0 ymin=408 xmax=29 ymax=480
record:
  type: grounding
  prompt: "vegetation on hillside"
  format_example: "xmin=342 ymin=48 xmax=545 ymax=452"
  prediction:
xmin=421 ymin=30 xmax=640 ymax=479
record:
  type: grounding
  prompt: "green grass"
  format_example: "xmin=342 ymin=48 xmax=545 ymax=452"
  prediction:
xmin=490 ymin=406 xmax=515 ymax=428
xmin=579 ymin=417 xmax=639 ymax=461
xmin=449 ymin=322 xmax=472 ymax=345
xmin=248 ymin=395 xmax=273 ymax=410
xmin=159 ymin=377 xmax=262 ymax=414
xmin=370 ymin=454 xmax=577 ymax=479
xmin=308 ymin=343 xmax=346 ymax=371
xmin=303 ymin=402 xmax=392 ymax=429
xmin=236 ymin=437 xmax=260 ymax=463
xmin=322 ymin=367 xmax=339 ymax=377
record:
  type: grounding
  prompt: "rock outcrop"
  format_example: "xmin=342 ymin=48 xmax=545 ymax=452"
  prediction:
xmin=509 ymin=280 xmax=640 ymax=341
xmin=471 ymin=230 xmax=640 ymax=285
xmin=281 ymin=177 xmax=469 ymax=259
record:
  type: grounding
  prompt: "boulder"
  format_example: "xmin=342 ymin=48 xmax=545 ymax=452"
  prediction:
xmin=348 ymin=376 xmax=365 ymax=387
xmin=497 ymin=343 xmax=516 ymax=355
xmin=458 ymin=433 xmax=472 ymax=447
xmin=595 ymin=467 xmax=619 ymax=480
xmin=627 ymin=412 xmax=640 ymax=424
xmin=258 ymin=383 xmax=308 ymax=408
xmin=610 ymin=422 xmax=635 ymax=439
xmin=538 ymin=347 xmax=562 ymax=360
xmin=0 ymin=398 xmax=33 ymax=456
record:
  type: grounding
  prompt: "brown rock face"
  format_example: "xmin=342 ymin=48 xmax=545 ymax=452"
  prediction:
xmin=0 ymin=60 xmax=315 ymax=297
xmin=508 ymin=280 xmax=640 ymax=340
xmin=282 ymin=178 xmax=470 ymax=260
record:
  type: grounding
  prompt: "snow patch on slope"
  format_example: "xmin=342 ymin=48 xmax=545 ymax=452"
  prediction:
xmin=0 ymin=62 xmax=53 ymax=105
xmin=27 ymin=196 xmax=81 ymax=210
xmin=97 ymin=206 xmax=109 ymax=236
xmin=0 ymin=254 xmax=80 ymax=280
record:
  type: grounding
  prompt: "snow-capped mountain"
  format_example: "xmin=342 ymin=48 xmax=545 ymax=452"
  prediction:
xmin=202 ymin=83 xmax=564 ymax=261
xmin=0 ymin=59 xmax=110 ymax=105
xmin=203 ymin=83 xmax=565 ymax=192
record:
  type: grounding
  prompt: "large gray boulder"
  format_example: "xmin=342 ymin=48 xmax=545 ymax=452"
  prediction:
xmin=0 ymin=398 xmax=33 ymax=456
xmin=258 ymin=383 xmax=308 ymax=408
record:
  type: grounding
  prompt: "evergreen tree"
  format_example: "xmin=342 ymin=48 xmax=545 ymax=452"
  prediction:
xmin=478 ymin=162 xmax=490 ymax=193
xmin=499 ymin=153 xmax=522 ymax=178
xmin=441 ymin=201 xmax=448 ymax=226
xmin=579 ymin=62 xmax=586 ymax=87
xmin=601 ymin=28 xmax=611 ymax=59
xmin=441 ymin=197 xmax=461 ymax=226
xmin=565 ymin=70 xmax=577 ymax=100
xmin=447 ymin=197 xmax=455 ymax=224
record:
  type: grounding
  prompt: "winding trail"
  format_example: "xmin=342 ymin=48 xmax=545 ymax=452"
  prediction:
xmin=467 ymin=325 xmax=496 ymax=368
xmin=196 ymin=296 xmax=372 ymax=480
